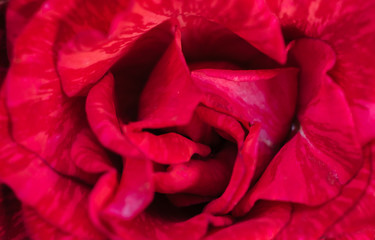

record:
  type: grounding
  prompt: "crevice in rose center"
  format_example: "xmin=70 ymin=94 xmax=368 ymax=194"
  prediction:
xmin=112 ymin=20 xmax=175 ymax=123
xmin=180 ymin=16 xmax=280 ymax=70
xmin=146 ymin=112 xmax=238 ymax=204
xmin=146 ymin=193 xmax=206 ymax=222
xmin=102 ymin=15 xmax=300 ymax=219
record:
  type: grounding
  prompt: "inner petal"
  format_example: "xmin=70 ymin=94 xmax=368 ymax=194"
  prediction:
xmin=153 ymin=143 xmax=236 ymax=196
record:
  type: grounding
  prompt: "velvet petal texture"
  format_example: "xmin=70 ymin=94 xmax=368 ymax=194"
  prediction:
xmin=57 ymin=0 xmax=286 ymax=97
xmin=0 ymin=92 xmax=105 ymax=239
xmin=322 ymin=143 xmax=375 ymax=239
xmin=204 ymin=123 xmax=261 ymax=215
xmin=233 ymin=39 xmax=362 ymax=216
xmin=5 ymin=0 xmax=45 ymax=58
xmin=133 ymin=0 xmax=286 ymax=62
xmin=205 ymin=202 xmax=291 ymax=240
xmin=5 ymin=0 xmax=104 ymax=181
xmin=86 ymin=31 xmax=209 ymax=165
xmin=275 ymin=148 xmax=371 ymax=239
xmin=191 ymin=67 xmax=298 ymax=152
xmin=267 ymin=0 xmax=375 ymax=145
xmin=191 ymin=66 xmax=298 ymax=181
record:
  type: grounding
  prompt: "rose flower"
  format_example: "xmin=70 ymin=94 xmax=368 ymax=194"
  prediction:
xmin=0 ymin=0 xmax=375 ymax=239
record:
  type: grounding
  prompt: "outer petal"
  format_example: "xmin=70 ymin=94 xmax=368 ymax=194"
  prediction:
xmin=57 ymin=0 xmax=170 ymax=96
xmin=267 ymin=0 xmax=375 ymax=144
xmin=275 ymin=149 xmax=371 ymax=239
xmin=233 ymin=39 xmax=362 ymax=216
xmin=6 ymin=0 xmax=45 ymax=58
xmin=0 ymin=94 xmax=104 ymax=239
xmin=57 ymin=0 xmax=286 ymax=96
xmin=22 ymin=206 xmax=81 ymax=240
xmin=205 ymin=202 xmax=291 ymax=240
xmin=322 ymin=143 xmax=375 ymax=239
xmin=135 ymin=0 xmax=286 ymax=62
xmin=5 ymin=0 xmax=102 ymax=180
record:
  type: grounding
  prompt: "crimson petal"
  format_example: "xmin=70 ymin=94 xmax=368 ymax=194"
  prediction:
xmin=57 ymin=0 xmax=169 ymax=96
xmin=136 ymin=0 xmax=286 ymax=62
xmin=267 ymin=0 xmax=375 ymax=144
xmin=205 ymin=202 xmax=291 ymax=240
xmin=0 ymin=95 xmax=104 ymax=239
xmin=153 ymin=143 xmax=236 ymax=196
xmin=192 ymin=67 xmax=298 ymax=176
xmin=205 ymin=123 xmax=261 ymax=215
xmin=22 ymin=206 xmax=81 ymax=240
xmin=103 ymin=157 xmax=154 ymax=220
xmin=275 ymin=150 xmax=371 ymax=239
xmin=233 ymin=39 xmax=362 ymax=216
xmin=5 ymin=1 xmax=100 ymax=179
xmin=6 ymin=0 xmax=45 ymax=58
xmin=322 ymin=143 xmax=375 ymax=239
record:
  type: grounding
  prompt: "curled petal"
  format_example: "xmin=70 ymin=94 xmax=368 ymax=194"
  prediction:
xmin=233 ymin=39 xmax=363 ymax=216
xmin=103 ymin=157 xmax=154 ymax=220
xmin=153 ymin=143 xmax=236 ymax=196
xmin=205 ymin=202 xmax=291 ymax=240
xmin=205 ymin=123 xmax=261 ymax=215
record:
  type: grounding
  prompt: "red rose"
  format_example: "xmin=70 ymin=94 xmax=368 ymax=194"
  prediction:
xmin=1 ymin=0 xmax=375 ymax=239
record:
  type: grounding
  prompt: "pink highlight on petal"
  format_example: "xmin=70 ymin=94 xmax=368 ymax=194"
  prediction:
xmin=103 ymin=157 xmax=154 ymax=220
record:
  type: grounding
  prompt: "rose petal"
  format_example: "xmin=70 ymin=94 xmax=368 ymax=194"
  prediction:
xmin=71 ymin=129 xmax=114 ymax=175
xmin=192 ymin=67 xmax=297 ymax=148
xmin=5 ymin=1 xmax=99 ymax=179
xmin=123 ymin=130 xmax=211 ymax=165
xmin=153 ymin=143 xmax=236 ymax=196
xmin=6 ymin=0 xmax=45 ymax=58
xmin=180 ymin=16 xmax=277 ymax=70
xmin=0 ymin=95 xmax=104 ymax=239
xmin=22 ymin=206 xmax=81 ymax=240
xmin=233 ymin=39 xmax=363 ymax=216
xmin=205 ymin=202 xmax=291 ymax=240
xmin=86 ymin=73 xmax=144 ymax=158
xmin=57 ymin=1 xmax=170 ymax=96
xmin=204 ymin=123 xmax=261 ymax=215
xmin=196 ymin=106 xmax=245 ymax=144
xmin=88 ymin=169 xmax=119 ymax=238
xmin=275 ymin=149 xmax=371 ymax=239
xmin=136 ymin=0 xmax=286 ymax=62
xmin=268 ymin=0 xmax=375 ymax=144
xmin=322 ymin=143 xmax=375 ymax=239
xmin=132 ymin=29 xmax=202 ymax=128
xmin=86 ymin=72 xmax=210 ymax=165
xmin=103 ymin=157 xmax=154 ymax=220
xmin=192 ymin=67 xmax=298 ymax=177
